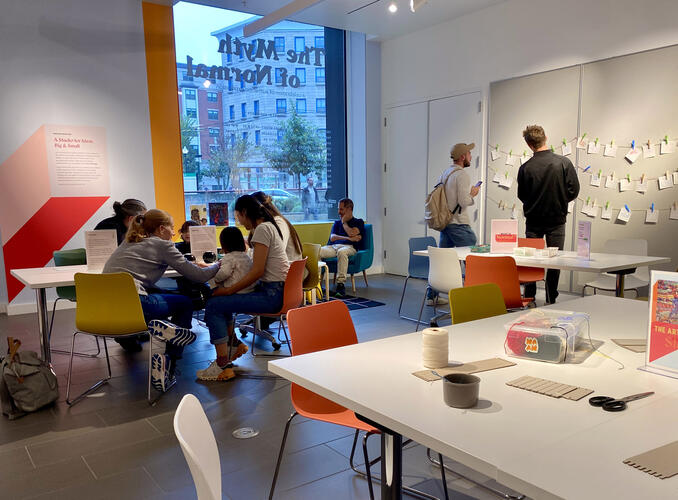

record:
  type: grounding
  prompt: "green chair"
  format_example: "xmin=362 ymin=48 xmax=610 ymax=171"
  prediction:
xmin=448 ymin=283 xmax=508 ymax=324
xmin=50 ymin=249 xmax=100 ymax=358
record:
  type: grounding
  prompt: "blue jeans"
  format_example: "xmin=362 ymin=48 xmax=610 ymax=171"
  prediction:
xmin=205 ymin=281 xmax=284 ymax=345
xmin=139 ymin=292 xmax=194 ymax=359
xmin=439 ymin=224 xmax=477 ymax=248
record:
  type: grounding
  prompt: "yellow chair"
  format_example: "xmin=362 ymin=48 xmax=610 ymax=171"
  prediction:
xmin=302 ymin=243 xmax=321 ymax=304
xmin=448 ymin=283 xmax=508 ymax=324
xmin=66 ymin=272 xmax=169 ymax=406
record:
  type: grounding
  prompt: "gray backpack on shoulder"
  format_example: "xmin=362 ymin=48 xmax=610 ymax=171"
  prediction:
xmin=0 ymin=338 xmax=59 ymax=420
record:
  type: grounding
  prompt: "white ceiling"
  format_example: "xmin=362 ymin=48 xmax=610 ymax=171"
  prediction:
xmin=184 ymin=0 xmax=507 ymax=41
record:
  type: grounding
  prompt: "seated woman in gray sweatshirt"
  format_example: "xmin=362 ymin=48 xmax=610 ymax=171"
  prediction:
xmin=103 ymin=209 xmax=219 ymax=390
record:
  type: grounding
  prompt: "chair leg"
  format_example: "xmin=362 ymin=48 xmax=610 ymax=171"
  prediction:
xmin=438 ymin=453 xmax=450 ymax=500
xmin=250 ymin=316 xmax=290 ymax=358
xmin=311 ymin=288 xmax=317 ymax=305
xmin=49 ymin=299 xmax=101 ymax=358
xmin=269 ymin=411 xmax=298 ymax=500
xmin=363 ymin=270 xmax=369 ymax=287
xmin=67 ymin=335 xmax=113 ymax=406
xmin=398 ymin=276 xmax=410 ymax=317
xmin=350 ymin=274 xmax=356 ymax=294
xmin=416 ymin=286 xmax=430 ymax=332
xmin=426 ymin=448 xmax=525 ymax=500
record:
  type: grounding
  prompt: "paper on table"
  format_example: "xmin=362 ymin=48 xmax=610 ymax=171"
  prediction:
xmin=601 ymin=205 xmax=612 ymax=220
xmin=85 ymin=230 xmax=118 ymax=270
xmin=625 ymin=147 xmax=642 ymax=163
xmin=590 ymin=172 xmax=601 ymax=187
xmin=646 ymin=209 xmax=659 ymax=223
xmin=412 ymin=357 xmax=516 ymax=382
xmin=660 ymin=140 xmax=676 ymax=155
xmin=658 ymin=175 xmax=672 ymax=190
xmin=624 ymin=440 xmax=678 ymax=479
xmin=588 ymin=141 xmax=601 ymax=154
xmin=605 ymin=174 xmax=615 ymax=189
xmin=189 ymin=225 xmax=217 ymax=263
xmin=490 ymin=149 xmax=501 ymax=161
xmin=642 ymin=144 xmax=656 ymax=159
xmin=619 ymin=178 xmax=634 ymax=192
xmin=604 ymin=143 xmax=618 ymax=157
xmin=617 ymin=206 xmax=632 ymax=223
xmin=561 ymin=143 xmax=572 ymax=156
xmin=492 ymin=171 xmax=502 ymax=183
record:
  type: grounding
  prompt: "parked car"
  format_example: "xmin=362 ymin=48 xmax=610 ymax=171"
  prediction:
xmin=266 ymin=189 xmax=300 ymax=212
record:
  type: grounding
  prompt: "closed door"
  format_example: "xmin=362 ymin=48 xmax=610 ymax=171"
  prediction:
xmin=383 ymin=102 xmax=428 ymax=275
xmin=427 ymin=92 xmax=483 ymax=240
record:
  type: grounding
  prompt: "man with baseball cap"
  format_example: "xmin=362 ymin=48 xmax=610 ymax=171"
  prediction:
xmin=426 ymin=142 xmax=480 ymax=306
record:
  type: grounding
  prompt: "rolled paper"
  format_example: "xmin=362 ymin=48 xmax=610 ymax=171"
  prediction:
xmin=422 ymin=327 xmax=449 ymax=369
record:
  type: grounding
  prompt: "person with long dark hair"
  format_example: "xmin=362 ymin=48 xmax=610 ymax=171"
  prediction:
xmin=197 ymin=195 xmax=289 ymax=382
xmin=95 ymin=199 xmax=147 ymax=245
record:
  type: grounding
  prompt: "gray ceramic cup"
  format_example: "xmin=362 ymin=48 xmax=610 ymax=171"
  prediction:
xmin=443 ymin=373 xmax=480 ymax=408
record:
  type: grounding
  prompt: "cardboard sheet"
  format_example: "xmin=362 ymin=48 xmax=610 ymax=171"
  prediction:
xmin=624 ymin=440 xmax=678 ymax=479
xmin=612 ymin=338 xmax=647 ymax=353
xmin=506 ymin=375 xmax=592 ymax=400
xmin=413 ymin=357 xmax=516 ymax=382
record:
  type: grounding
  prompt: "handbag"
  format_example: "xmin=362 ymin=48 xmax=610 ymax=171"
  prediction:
xmin=0 ymin=337 xmax=59 ymax=419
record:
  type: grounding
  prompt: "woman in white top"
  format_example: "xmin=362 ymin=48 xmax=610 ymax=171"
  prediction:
xmin=252 ymin=191 xmax=303 ymax=262
xmin=197 ymin=195 xmax=290 ymax=381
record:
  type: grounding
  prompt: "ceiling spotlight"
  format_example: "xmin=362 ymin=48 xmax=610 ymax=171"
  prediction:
xmin=388 ymin=2 xmax=398 ymax=13
xmin=409 ymin=0 xmax=428 ymax=12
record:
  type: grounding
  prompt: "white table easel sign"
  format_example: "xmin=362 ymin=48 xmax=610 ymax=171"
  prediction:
xmin=85 ymin=229 xmax=118 ymax=270
xmin=490 ymin=219 xmax=518 ymax=254
xmin=643 ymin=271 xmax=678 ymax=379
xmin=576 ymin=221 xmax=591 ymax=260
xmin=189 ymin=225 xmax=217 ymax=263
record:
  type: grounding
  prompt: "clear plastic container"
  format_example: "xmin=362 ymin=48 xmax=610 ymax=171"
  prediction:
xmin=504 ymin=309 xmax=589 ymax=363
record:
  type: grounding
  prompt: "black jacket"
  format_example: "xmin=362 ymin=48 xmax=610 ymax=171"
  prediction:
xmin=94 ymin=215 xmax=127 ymax=245
xmin=517 ymin=150 xmax=579 ymax=227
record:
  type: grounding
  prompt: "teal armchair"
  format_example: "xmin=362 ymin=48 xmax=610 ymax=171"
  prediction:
xmin=323 ymin=224 xmax=374 ymax=294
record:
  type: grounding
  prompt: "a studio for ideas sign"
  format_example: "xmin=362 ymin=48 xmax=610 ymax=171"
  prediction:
xmin=490 ymin=219 xmax=518 ymax=253
xmin=184 ymin=36 xmax=324 ymax=88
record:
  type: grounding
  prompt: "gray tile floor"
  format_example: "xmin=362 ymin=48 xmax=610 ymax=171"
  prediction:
xmin=0 ymin=275 xmax=573 ymax=500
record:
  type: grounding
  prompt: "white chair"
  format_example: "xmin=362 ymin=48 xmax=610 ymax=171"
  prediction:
xmin=174 ymin=394 xmax=221 ymax=500
xmin=416 ymin=246 xmax=463 ymax=330
xmin=582 ymin=239 xmax=649 ymax=297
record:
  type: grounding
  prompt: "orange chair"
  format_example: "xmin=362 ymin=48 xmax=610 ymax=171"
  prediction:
xmin=465 ymin=255 xmax=533 ymax=309
xmin=269 ymin=301 xmax=449 ymax=500
xmin=244 ymin=258 xmax=307 ymax=357
xmin=517 ymin=237 xmax=546 ymax=285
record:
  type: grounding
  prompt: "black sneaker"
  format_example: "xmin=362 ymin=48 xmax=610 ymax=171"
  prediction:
xmin=334 ymin=283 xmax=346 ymax=298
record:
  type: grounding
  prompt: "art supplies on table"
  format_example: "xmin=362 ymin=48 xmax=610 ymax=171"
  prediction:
xmin=624 ymin=440 xmax=678 ymax=479
xmin=421 ymin=328 xmax=448 ymax=369
xmin=413 ymin=357 xmax=516 ymax=382
xmin=504 ymin=310 xmax=589 ymax=363
xmin=470 ymin=244 xmax=490 ymax=253
xmin=589 ymin=391 xmax=653 ymax=412
xmin=506 ymin=375 xmax=593 ymax=401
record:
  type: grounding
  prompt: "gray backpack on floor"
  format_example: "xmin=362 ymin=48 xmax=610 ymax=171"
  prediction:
xmin=0 ymin=338 xmax=59 ymax=420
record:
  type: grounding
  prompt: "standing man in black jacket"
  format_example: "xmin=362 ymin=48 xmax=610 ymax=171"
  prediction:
xmin=518 ymin=125 xmax=579 ymax=304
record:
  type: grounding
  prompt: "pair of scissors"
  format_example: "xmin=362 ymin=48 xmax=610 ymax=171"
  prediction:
xmin=588 ymin=391 xmax=654 ymax=412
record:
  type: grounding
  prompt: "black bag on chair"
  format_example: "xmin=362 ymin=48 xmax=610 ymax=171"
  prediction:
xmin=0 ymin=338 xmax=59 ymax=420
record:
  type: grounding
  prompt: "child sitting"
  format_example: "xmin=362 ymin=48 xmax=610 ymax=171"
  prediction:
xmin=212 ymin=227 xmax=256 ymax=293
xmin=175 ymin=220 xmax=199 ymax=255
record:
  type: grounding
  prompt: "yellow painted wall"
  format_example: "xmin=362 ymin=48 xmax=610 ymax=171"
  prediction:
xmin=142 ymin=3 xmax=184 ymax=233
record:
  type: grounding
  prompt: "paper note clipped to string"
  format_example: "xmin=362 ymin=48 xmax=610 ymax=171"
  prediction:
xmin=660 ymin=139 xmax=676 ymax=155
xmin=625 ymin=145 xmax=641 ymax=164
xmin=636 ymin=176 xmax=648 ymax=193
xmin=505 ymin=153 xmax=517 ymax=166
xmin=588 ymin=140 xmax=601 ymax=155
xmin=646 ymin=205 xmax=659 ymax=224
xmin=601 ymin=203 xmax=612 ymax=220
xmin=617 ymin=205 xmax=632 ymax=223
xmin=658 ymin=175 xmax=672 ymax=190
xmin=590 ymin=170 xmax=602 ymax=187
xmin=576 ymin=135 xmax=588 ymax=149
xmin=499 ymin=173 xmax=513 ymax=189
xmin=619 ymin=177 xmax=634 ymax=192
xmin=643 ymin=143 xmax=656 ymax=159
xmin=670 ymin=203 xmax=678 ymax=221
xmin=604 ymin=142 xmax=618 ymax=157
xmin=492 ymin=171 xmax=502 ymax=183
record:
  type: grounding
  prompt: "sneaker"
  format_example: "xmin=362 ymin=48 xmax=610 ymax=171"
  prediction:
xmin=426 ymin=296 xmax=448 ymax=306
xmin=228 ymin=342 xmax=249 ymax=362
xmin=334 ymin=283 xmax=346 ymax=298
xmin=148 ymin=320 xmax=196 ymax=347
xmin=151 ymin=353 xmax=172 ymax=392
xmin=115 ymin=336 xmax=142 ymax=352
xmin=196 ymin=360 xmax=236 ymax=381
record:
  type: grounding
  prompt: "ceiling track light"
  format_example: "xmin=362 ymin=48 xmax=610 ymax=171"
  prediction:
xmin=409 ymin=0 xmax=429 ymax=12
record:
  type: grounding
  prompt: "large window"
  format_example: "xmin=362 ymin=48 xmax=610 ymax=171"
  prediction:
xmin=174 ymin=2 xmax=347 ymax=224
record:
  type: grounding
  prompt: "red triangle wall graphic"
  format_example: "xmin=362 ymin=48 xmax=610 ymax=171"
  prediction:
xmin=3 ymin=196 xmax=109 ymax=302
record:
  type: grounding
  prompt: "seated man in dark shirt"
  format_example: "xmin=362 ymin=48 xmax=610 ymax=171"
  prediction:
xmin=320 ymin=198 xmax=365 ymax=297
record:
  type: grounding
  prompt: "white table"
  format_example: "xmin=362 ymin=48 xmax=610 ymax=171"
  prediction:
xmin=413 ymin=247 xmax=671 ymax=297
xmin=10 ymin=265 xmax=178 ymax=362
xmin=269 ymin=296 xmax=678 ymax=499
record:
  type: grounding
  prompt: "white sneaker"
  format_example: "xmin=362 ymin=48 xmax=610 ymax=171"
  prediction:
xmin=196 ymin=360 xmax=236 ymax=381
xmin=151 ymin=353 xmax=172 ymax=392
xmin=148 ymin=320 xmax=196 ymax=347
xmin=426 ymin=296 xmax=448 ymax=306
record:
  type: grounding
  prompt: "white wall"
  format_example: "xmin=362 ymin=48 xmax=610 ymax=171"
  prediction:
xmin=382 ymin=0 xmax=678 ymax=108
xmin=0 ymin=0 xmax=155 ymax=311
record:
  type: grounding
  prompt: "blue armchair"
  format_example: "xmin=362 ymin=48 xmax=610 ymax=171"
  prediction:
xmin=323 ymin=224 xmax=374 ymax=294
